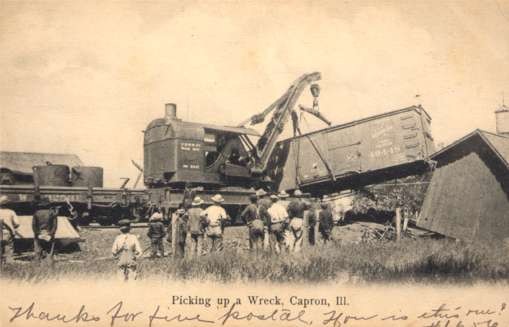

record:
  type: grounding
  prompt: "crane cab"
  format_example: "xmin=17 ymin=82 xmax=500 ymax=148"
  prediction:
xmin=143 ymin=104 xmax=260 ymax=188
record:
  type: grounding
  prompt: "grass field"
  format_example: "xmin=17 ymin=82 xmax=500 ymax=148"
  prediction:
xmin=2 ymin=225 xmax=509 ymax=284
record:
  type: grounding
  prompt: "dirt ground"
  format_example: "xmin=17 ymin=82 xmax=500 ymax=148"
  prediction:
xmin=10 ymin=220 xmax=425 ymax=260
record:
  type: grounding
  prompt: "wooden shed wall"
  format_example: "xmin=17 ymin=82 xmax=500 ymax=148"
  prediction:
xmin=418 ymin=142 xmax=509 ymax=241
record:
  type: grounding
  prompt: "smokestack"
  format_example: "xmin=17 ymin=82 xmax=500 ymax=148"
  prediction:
xmin=495 ymin=103 xmax=509 ymax=137
xmin=165 ymin=103 xmax=177 ymax=120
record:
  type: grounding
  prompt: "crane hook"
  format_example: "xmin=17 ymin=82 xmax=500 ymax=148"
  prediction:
xmin=310 ymin=83 xmax=320 ymax=98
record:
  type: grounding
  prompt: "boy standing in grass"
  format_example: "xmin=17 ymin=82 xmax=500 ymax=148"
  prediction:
xmin=147 ymin=210 xmax=166 ymax=258
xmin=112 ymin=219 xmax=142 ymax=281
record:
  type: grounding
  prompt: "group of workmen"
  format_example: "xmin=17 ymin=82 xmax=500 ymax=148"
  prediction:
xmin=112 ymin=189 xmax=335 ymax=280
xmin=1 ymin=190 xmax=335 ymax=281
xmin=0 ymin=195 xmax=59 ymax=263
xmin=240 ymin=189 xmax=335 ymax=254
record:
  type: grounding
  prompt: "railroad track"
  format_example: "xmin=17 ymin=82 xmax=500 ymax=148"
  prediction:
xmin=81 ymin=223 xmax=149 ymax=229
xmin=80 ymin=222 xmax=245 ymax=230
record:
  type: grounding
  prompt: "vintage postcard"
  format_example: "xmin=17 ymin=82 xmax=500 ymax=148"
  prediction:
xmin=1 ymin=1 xmax=508 ymax=326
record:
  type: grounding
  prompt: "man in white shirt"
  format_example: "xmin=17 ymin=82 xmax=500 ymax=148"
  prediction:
xmin=203 ymin=194 xmax=229 ymax=252
xmin=268 ymin=194 xmax=288 ymax=254
xmin=0 ymin=196 xmax=19 ymax=263
xmin=112 ymin=219 xmax=142 ymax=281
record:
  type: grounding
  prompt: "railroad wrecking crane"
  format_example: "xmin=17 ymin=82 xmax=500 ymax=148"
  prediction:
xmin=143 ymin=72 xmax=326 ymax=219
xmin=0 ymin=72 xmax=435 ymax=227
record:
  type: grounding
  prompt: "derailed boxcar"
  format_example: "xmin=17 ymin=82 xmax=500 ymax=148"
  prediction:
xmin=266 ymin=105 xmax=435 ymax=195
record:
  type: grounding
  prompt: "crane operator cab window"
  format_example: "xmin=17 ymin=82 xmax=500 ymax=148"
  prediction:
xmin=223 ymin=135 xmax=249 ymax=166
xmin=204 ymin=133 xmax=220 ymax=168
xmin=228 ymin=147 xmax=241 ymax=165
xmin=204 ymin=132 xmax=249 ymax=169
xmin=205 ymin=151 xmax=220 ymax=167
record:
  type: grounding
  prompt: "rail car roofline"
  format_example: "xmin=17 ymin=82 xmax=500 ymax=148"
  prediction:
xmin=201 ymin=124 xmax=260 ymax=136
xmin=284 ymin=105 xmax=431 ymax=141
xmin=145 ymin=118 xmax=260 ymax=136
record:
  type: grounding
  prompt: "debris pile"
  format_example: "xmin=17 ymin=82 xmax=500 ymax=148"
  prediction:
xmin=334 ymin=221 xmax=423 ymax=245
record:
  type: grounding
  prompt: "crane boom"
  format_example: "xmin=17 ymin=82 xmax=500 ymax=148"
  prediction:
xmin=249 ymin=72 xmax=321 ymax=175
xmin=236 ymin=93 xmax=286 ymax=127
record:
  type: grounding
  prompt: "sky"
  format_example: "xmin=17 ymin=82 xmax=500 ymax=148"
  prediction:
xmin=1 ymin=0 xmax=509 ymax=187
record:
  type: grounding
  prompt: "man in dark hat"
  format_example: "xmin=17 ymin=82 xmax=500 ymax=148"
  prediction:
xmin=240 ymin=194 xmax=264 ymax=254
xmin=287 ymin=190 xmax=306 ymax=252
xmin=306 ymin=199 xmax=317 ymax=246
xmin=256 ymin=189 xmax=271 ymax=250
xmin=187 ymin=196 xmax=206 ymax=257
xmin=172 ymin=207 xmax=188 ymax=259
xmin=318 ymin=201 xmax=334 ymax=243
xmin=112 ymin=219 xmax=142 ymax=281
xmin=32 ymin=197 xmax=59 ymax=260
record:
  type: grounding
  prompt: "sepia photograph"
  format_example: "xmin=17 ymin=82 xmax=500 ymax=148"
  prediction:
xmin=1 ymin=1 xmax=508 ymax=326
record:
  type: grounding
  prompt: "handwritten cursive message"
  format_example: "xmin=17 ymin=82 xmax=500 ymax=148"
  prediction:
xmin=6 ymin=295 xmax=507 ymax=327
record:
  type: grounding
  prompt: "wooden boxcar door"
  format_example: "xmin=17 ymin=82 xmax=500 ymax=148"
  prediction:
xmin=326 ymin=130 xmax=362 ymax=176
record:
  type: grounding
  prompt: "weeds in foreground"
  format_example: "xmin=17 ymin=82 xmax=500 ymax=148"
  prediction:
xmin=2 ymin=238 xmax=508 ymax=284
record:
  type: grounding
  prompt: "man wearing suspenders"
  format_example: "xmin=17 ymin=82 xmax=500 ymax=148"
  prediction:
xmin=112 ymin=220 xmax=142 ymax=281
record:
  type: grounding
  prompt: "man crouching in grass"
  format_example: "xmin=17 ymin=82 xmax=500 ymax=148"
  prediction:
xmin=112 ymin=219 xmax=142 ymax=281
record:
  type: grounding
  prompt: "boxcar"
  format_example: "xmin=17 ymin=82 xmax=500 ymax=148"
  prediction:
xmin=266 ymin=105 xmax=435 ymax=195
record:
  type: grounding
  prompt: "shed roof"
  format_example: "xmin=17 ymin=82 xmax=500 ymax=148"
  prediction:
xmin=481 ymin=131 xmax=509 ymax=169
xmin=431 ymin=129 xmax=509 ymax=170
xmin=0 ymin=151 xmax=83 ymax=174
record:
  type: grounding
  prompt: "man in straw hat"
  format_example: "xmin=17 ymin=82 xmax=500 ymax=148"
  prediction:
xmin=112 ymin=219 xmax=142 ymax=281
xmin=147 ymin=209 xmax=166 ymax=258
xmin=0 ymin=195 xmax=20 ymax=263
xmin=187 ymin=197 xmax=206 ymax=257
xmin=277 ymin=190 xmax=290 ymax=207
xmin=32 ymin=197 xmax=59 ymax=261
xmin=203 ymin=194 xmax=229 ymax=253
xmin=276 ymin=190 xmax=294 ymax=252
xmin=267 ymin=192 xmax=289 ymax=254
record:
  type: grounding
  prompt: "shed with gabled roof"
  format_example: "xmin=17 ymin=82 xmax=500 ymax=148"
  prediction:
xmin=417 ymin=130 xmax=509 ymax=241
